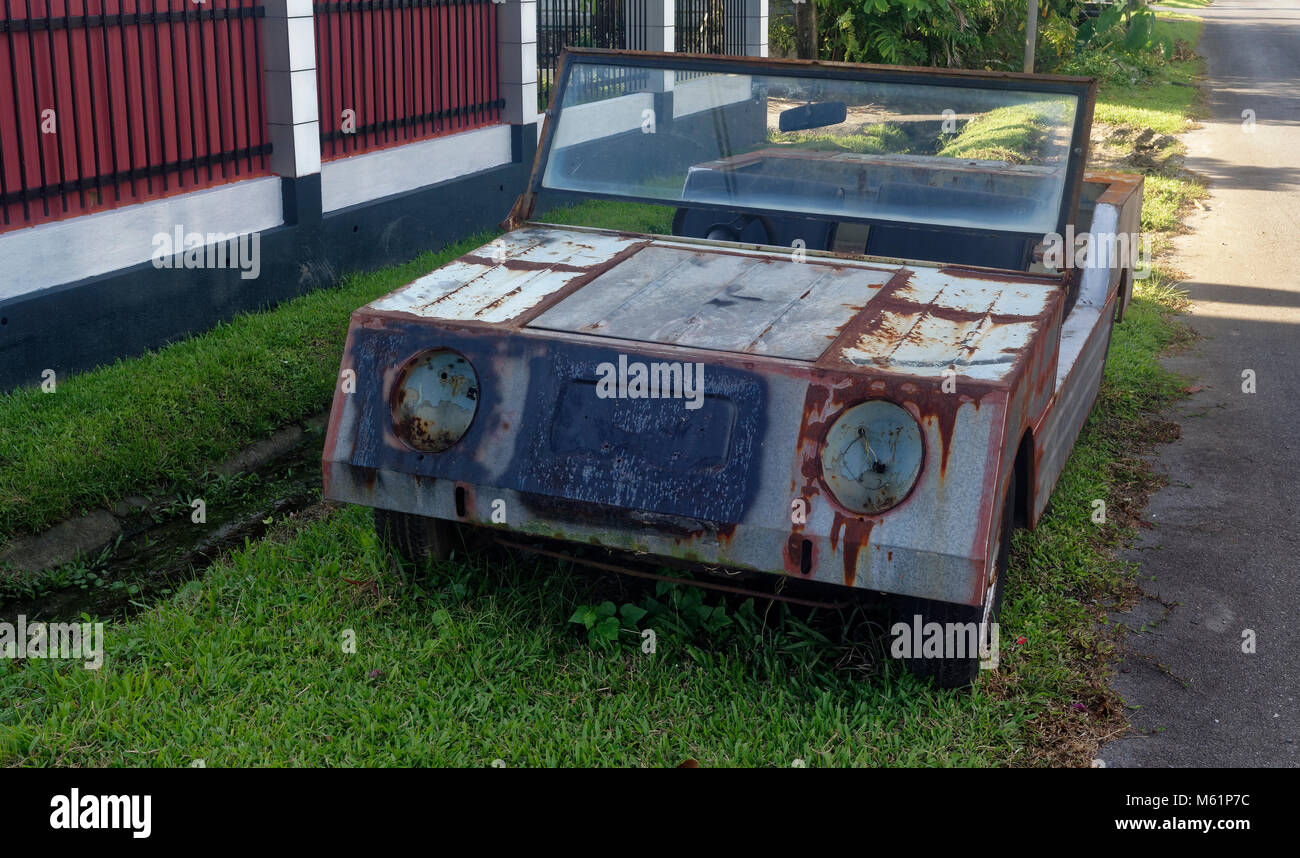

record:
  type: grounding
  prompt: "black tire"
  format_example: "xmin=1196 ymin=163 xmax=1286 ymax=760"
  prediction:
xmin=896 ymin=482 xmax=1016 ymax=689
xmin=372 ymin=508 xmax=453 ymax=567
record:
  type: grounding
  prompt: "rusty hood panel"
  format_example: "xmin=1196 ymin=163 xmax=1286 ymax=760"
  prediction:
xmin=362 ymin=226 xmax=1060 ymax=383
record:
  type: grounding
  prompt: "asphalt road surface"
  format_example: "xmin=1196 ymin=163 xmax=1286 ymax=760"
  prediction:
xmin=1102 ymin=0 xmax=1300 ymax=767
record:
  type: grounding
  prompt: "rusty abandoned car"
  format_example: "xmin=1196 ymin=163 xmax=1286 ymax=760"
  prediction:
xmin=323 ymin=50 xmax=1144 ymax=688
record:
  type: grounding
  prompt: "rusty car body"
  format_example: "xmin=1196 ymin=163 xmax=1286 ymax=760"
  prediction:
xmin=322 ymin=50 xmax=1144 ymax=687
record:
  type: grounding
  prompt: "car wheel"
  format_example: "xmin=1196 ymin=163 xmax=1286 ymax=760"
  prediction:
xmin=896 ymin=481 xmax=1016 ymax=689
xmin=372 ymin=508 xmax=453 ymax=566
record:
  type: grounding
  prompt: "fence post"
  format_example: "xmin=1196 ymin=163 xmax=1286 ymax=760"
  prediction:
xmin=262 ymin=0 xmax=322 ymax=182
xmin=639 ymin=0 xmax=675 ymax=52
xmin=500 ymin=1 xmax=540 ymax=125
xmin=630 ymin=0 xmax=674 ymax=100
xmin=742 ymin=0 xmax=768 ymax=57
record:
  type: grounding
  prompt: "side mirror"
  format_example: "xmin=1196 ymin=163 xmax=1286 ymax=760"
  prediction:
xmin=778 ymin=101 xmax=849 ymax=132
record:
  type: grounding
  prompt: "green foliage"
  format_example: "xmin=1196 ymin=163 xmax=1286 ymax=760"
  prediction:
xmin=641 ymin=579 xmax=736 ymax=640
xmin=817 ymin=0 xmax=1001 ymax=67
xmin=568 ymin=600 xmax=648 ymax=648
xmin=813 ymin=0 xmax=1181 ymax=77
xmin=1076 ymin=3 xmax=1173 ymax=60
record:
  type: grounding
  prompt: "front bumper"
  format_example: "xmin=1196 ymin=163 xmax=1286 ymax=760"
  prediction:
xmin=325 ymin=461 xmax=987 ymax=605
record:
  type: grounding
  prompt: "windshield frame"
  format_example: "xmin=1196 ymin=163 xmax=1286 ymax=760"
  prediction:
xmin=519 ymin=48 xmax=1098 ymax=248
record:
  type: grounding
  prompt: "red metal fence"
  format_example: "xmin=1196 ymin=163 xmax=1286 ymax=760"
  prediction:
xmin=314 ymin=0 xmax=503 ymax=161
xmin=0 ymin=0 xmax=271 ymax=234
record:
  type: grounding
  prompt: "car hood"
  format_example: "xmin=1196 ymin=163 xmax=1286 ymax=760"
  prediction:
xmin=366 ymin=226 xmax=1061 ymax=383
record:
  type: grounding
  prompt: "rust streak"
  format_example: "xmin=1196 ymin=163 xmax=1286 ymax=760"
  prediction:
xmin=815 ymin=267 xmax=915 ymax=370
xmin=460 ymin=253 xmax=589 ymax=274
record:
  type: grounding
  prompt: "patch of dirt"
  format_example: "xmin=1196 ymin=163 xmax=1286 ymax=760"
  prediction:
xmin=1089 ymin=122 xmax=1182 ymax=173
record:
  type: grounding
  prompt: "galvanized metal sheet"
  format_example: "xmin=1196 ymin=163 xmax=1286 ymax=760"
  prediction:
xmin=842 ymin=311 xmax=1039 ymax=381
xmin=838 ymin=267 xmax=1054 ymax=381
xmin=529 ymin=245 xmax=891 ymax=361
xmin=365 ymin=226 xmax=1054 ymax=383
xmin=367 ymin=228 xmax=644 ymax=324
xmin=897 ymin=267 xmax=1055 ymax=317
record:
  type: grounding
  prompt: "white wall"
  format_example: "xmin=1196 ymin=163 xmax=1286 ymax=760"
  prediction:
xmin=321 ymin=125 xmax=515 ymax=213
xmin=0 ymin=178 xmax=284 ymax=301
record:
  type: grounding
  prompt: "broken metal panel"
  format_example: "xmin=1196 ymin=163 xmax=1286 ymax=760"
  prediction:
xmin=840 ymin=309 xmax=1042 ymax=382
xmin=363 ymin=224 xmax=1062 ymax=386
xmin=324 ymin=464 xmax=987 ymax=605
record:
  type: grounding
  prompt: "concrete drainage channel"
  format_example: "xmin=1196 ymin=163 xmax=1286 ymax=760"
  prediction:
xmin=0 ymin=416 xmax=329 ymax=625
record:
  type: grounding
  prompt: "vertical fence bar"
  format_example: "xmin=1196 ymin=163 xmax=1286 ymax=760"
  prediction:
xmin=223 ymin=0 xmax=238 ymax=175
xmin=58 ymin=0 xmax=87 ymax=204
xmin=130 ymin=0 xmax=152 ymax=193
xmin=147 ymin=0 xmax=167 ymax=190
xmin=1 ymin=0 xmax=17 ymax=223
xmin=43 ymin=1 xmax=71 ymax=211
xmin=114 ymin=0 xmax=142 ymax=192
xmin=23 ymin=0 xmax=51 ymax=215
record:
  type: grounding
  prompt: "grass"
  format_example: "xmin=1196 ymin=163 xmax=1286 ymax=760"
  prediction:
xmin=1090 ymin=16 xmax=1206 ymax=133
xmin=0 ymin=15 xmax=1212 ymax=767
xmin=938 ymin=102 xmax=1063 ymax=164
xmin=536 ymin=199 xmax=675 ymax=236
xmin=1140 ymin=172 xmax=1208 ymax=234
xmin=0 ymin=234 xmax=492 ymax=543
xmin=1085 ymin=13 xmax=1210 ymax=239
xmin=766 ymin=122 xmax=913 ymax=156
xmin=0 ymin=271 xmax=1192 ymax=767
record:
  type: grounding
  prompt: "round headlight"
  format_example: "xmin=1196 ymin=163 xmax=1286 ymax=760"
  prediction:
xmin=391 ymin=349 xmax=479 ymax=452
xmin=820 ymin=400 xmax=924 ymax=514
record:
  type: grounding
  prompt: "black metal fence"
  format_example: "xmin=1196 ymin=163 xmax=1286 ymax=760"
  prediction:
xmin=537 ymin=0 xmax=647 ymax=110
xmin=675 ymin=0 xmax=743 ymax=55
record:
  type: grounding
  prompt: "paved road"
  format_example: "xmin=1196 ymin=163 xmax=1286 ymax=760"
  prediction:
xmin=1102 ymin=0 xmax=1300 ymax=767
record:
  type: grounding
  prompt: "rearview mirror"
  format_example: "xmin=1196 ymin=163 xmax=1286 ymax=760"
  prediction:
xmin=778 ymin=101 xmax=848 ymax=132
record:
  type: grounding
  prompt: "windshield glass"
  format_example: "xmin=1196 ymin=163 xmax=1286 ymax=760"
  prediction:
xmin=540 ymin=56 xmax=1085 ymax=235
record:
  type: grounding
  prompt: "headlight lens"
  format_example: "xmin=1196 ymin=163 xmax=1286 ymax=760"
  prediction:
xmin=820 ymin=400 xmax=924 ymax=514
xmin=391 ymin=349 xmax=480 ymax=452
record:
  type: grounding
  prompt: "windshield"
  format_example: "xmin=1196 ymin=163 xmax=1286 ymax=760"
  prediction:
xmin=540 ymin=54 xmax=1089 ymax=236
